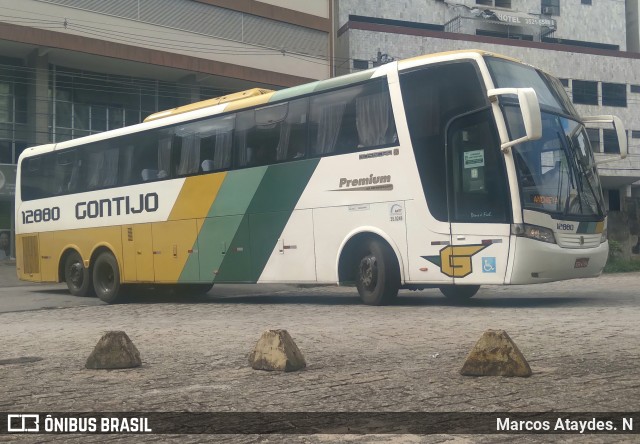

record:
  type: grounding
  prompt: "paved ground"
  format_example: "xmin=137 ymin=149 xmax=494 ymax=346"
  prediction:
xmin=1 ymin=262 xmax=639 ymax=443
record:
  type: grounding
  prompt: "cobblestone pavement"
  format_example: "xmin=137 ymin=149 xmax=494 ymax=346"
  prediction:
xmin=1 ymin=272 xmax=639 ymax=443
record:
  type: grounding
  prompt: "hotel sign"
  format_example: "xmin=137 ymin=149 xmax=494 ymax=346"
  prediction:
xmin=494 ymin=12 xmax=556 ymax=29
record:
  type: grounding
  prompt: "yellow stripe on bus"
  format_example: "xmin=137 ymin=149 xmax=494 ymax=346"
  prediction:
xmin=169 ymin=173 xmax=226 ymax=221
xmin=223 ymin=92 xmax=275 ymax=112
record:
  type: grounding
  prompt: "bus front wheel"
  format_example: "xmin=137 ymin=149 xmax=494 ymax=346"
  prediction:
xmin=64 ymin=251 xmax=94 ymax=297
xmin=93 ymin=251 xmax=124 ymax=304
xmin=355 ymin=239 xmax=400 ymax=306
xmin=439 ymin=285 xmax=480 ymax=302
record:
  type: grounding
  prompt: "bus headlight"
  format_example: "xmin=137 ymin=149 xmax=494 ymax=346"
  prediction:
xmin=600 ymin=228 xmax=607 ymax=243
xmin=511 ymin=223 xmax=556 ymax=244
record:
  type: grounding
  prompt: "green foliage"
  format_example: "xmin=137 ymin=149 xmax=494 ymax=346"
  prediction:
xmin=603 ymin=259 xmax=640 ymax=273
xmin=608 ymin=240 xmax=623 ymax=261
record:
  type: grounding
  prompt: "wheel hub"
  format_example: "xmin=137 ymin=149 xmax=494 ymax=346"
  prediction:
xmin=69 ymin=262 xmax=83 ymax=287
xmin=359 ymin=255 xmax=378 ymax=290
xmin=97 ymin=264 xmax=114 ymax=293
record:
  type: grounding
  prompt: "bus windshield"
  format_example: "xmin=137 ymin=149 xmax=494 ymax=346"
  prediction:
xmin=485 ymin=56 xmax=605 ymax=219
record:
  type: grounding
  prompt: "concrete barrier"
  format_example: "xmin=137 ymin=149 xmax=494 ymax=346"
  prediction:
xmin=249 ymin=329 xmax=306 ymax=372
xmin=460 ymin=329 xmax=531 ymax=377
xmin=85 ymin=331 xmax=142 ymax=369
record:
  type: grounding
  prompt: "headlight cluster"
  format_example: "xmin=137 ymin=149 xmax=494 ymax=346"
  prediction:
xmin=600 ymin=228 xmax=608 ymax=244
xmin=511 ymin=223 xmax=556 ymax=244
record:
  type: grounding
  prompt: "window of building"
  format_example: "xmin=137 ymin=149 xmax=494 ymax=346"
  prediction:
xmin=541 ymin=0 xmax=560 ymax=16
xmin=572 ymin=80 xmax=598 ymax=105
xmin=353 ymin=59 xmax=369 ymax=70
xmin=603 ymin=129 xmax=621 ymax=153
xmin=581 ymin=0 xmax=592 ymax=4
xmin=631 ymin=85 xmax=640 ymax=93
xmin=0 ymin=84 xmax=12 ymax=124
xmin=602 ymin=82 xmax=627 ymax=107
xmin=608 ymin=189 xmax=620 ymax=211
xmin=0 ymin=140 xmax=11 ymax=163
xmin=632 ymin=130 xmax=640 ymax=139
xmin=559 ymin=78 xmax=569 ymax=87
xmin=476 ymin=30 xmax=533 ymax=40
xmin=586 ymin=128 xmax=601 ymax=152
xmin=50 ymin=67 xmax=187 ymax=143
xmin=475 ymin=0 xmax=512 ymax=7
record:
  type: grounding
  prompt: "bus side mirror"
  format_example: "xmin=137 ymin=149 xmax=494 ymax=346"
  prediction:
xmin=487 ymin=87 xmax=542 ymax=152
xmin=582 ymin=115 xmax=627 ymax=164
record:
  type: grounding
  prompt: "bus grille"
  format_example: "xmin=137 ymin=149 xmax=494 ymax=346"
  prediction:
xmin=555 ymin=233 xmax=601 ymax=249
xmin=22 ymin=236 xmax=40 ymax=274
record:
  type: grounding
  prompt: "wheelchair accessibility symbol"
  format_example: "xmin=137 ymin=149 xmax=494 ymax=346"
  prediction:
xmin=482 ymin=257 xmax=496 ymax=273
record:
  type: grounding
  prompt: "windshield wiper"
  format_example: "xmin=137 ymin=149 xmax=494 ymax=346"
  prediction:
xmin=563 ymin=128 xmax=604 ymax=216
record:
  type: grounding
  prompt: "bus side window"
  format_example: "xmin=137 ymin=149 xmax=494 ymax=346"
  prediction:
xmin=354 ymin=82 xmax=397 ymax=149
xmin=277 ymin=98 xmax=308 ymax=161
xmin=201 ymin=114 xmax=235 ymax=172
xmin=309 ymin=79 xmax=396 ymax=157
xmin=234 ymin=110 xmax=255 ymax=168
xmin=78 ymin=142 xmax=119 ymax=191
xmin=54 ymin=150 xmax=76 ymax=194
xmin=21 ymin=157 xmax=42 ymax=201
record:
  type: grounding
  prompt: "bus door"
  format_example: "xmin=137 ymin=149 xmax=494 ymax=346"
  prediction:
xmin=446 ymin=108 xmax=511 ymax=284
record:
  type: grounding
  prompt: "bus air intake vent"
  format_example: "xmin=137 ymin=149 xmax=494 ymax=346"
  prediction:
xmin=22 ymin=236 xmax=40 ymax=274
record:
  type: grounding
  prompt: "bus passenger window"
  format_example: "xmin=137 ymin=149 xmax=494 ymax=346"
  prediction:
xmin=309 ymin=79 xmax=396 ymax=157
xmin=276 ymin=98 xmax=308 ymax=161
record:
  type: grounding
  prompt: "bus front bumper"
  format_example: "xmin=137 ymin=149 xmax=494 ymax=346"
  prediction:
xmin=508 ymin=237 xmax=608 ymax=284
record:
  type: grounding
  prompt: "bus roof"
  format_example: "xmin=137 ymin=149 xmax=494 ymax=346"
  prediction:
xmin=143 ymin=88 xmax=274 ymax=122
xmin=20 ymin=49 xmax=526 ymax=160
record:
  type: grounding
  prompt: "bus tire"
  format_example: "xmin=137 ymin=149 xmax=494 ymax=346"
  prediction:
xmin=439 ymin=285 xmax=480 ymax=302
xmin=355 ymin=238 xmax=400 ymax=306
xmin=92 ymin=251 xmax=124 ymax=304
xmin=64 ymin=251 xmax=94 ymax=297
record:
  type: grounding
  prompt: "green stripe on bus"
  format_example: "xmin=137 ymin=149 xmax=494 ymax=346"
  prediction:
xmin=178 ymin=168 xmax=268 ymax=283
xmin=208 ymin=167 xmax=268 ymax=217
xmin=313 ymin=69 xmax=375 ymax=93
xmin=216 ymin=158 xmax=320 ymax=282
xmin=269 ymin=82 xmax=320 ymax=103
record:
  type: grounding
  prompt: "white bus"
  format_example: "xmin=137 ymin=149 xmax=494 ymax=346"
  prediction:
xmin=15 ymin=50 xmax=627 ymax=304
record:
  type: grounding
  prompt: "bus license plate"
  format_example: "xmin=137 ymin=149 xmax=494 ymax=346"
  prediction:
xmin=574 ymin=258 xmax=589 ymax=268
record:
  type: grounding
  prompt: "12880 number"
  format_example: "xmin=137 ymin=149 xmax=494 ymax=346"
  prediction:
xmin=22 ymin=207 xmax=60 ymax=224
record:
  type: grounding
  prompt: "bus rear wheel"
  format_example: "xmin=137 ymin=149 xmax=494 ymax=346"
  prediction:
xmin=355 ymin=239 xmax=400 ymax=306
xmin=93 ymin=251 xmax=124 ymax=304
xmin=439 ymin=285 xmax=480 ymax=302
xmin=64 ymin=251 xmax=94 ymax=297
